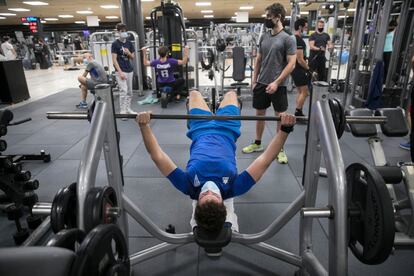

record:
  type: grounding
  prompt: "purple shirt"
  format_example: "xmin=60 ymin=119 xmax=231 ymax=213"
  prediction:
xmin=150 ymin=58 xmax=178 ymax=83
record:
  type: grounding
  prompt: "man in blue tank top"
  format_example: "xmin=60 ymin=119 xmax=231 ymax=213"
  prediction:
xmin=136 ymin=90 xmax=295 ymax=233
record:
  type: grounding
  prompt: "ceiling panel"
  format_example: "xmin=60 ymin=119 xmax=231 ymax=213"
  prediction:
xmin=0 ymin=0 xmax=352 ymax=25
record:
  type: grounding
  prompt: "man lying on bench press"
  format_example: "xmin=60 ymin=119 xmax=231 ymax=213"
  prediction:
xmin=136 ymin=90 xmax=295 ymax=234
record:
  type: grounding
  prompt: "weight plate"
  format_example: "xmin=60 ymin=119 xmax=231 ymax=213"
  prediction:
xmin=47 ymin=228 xmax=85 ymax=251
xmin=84 ymin=186 xmax=118 ymax=233
xmin=346 ymin=162 xmax=395 ymax=264
xmin=328 ymin=98 xmax=346 ymax=139
xmin=51 ymin=183 xmax=77 ymax=233
xmin=72 ymin=224 xmax=129 ymax=276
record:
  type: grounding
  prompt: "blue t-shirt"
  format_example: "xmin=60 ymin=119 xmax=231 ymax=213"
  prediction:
xmin=111 ymin=39 xmax=135 ymax=73
xmin=150 ymin=58 xmax=178 ymax=83
xmin=167 ymin=134 xmax=256 ymax=200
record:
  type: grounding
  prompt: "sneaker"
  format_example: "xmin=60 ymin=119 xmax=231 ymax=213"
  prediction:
xmin=76 ymin=101 xmax=88 ymax=109
xmin=242 ymin=143 xmax=264 ymax=154
xmin=294 ymin=109 xmax=305 ymax=117
xmin=126 ymin=108 xmax=135 ymax=114
xmin=277 ymin=148 xmax=288 ymax=164
xmin=400 ymin=142 xmax=411 ymax=151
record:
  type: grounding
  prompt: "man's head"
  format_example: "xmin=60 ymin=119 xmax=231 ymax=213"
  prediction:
xmin=294 ymin=18 xmax=308 ymax=34
xmin=388 ymin=20 xmax=398 ymax=32
xmin=317 ymin=20 xmax=325 ymax=33
xmin=83 ymin=53 xmax=94 ymax=63
xmin=3 ymin=36 xmax=10 ymax=42
xmin=158 ymin=46 xmax=170 ymax=58
xmin=194 ymin=181 xmax=226 ymax=233
xmin=264 ymin=3 xmax=286 ymax=29
xmin=116 ymin=23 xmax=128 ymax=40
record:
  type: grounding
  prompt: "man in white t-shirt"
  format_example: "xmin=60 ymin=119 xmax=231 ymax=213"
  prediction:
xmin=1 ymin=36 xmax=17 ymax=60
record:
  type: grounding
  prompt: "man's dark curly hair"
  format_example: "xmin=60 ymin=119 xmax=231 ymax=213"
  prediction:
xmin=195 ymin=201 xmax=227 ymax=234
xmin=265 ymin=3 xmax=286 ymax=21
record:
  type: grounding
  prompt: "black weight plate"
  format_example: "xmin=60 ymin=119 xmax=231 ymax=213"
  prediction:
xmin=84 ymin=186 xmax=118 ymax=233
xmin=47 ymin=228 xmax=85 ymax=251
xmin=328 ymin=98 xmax=346 ymax=139
xmin=51 ymin=183 xmax=77 ymax=233
xmin=72 ymin=224 xmax=130 ymax=276
xmin=346 ymin=162 xmax=395 ymax=264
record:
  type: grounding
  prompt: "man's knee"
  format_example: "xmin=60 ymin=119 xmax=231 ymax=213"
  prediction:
xmin=224 ymin=90 xmax=237 ymax=100
xmin=256 ymin=109 xmax=266 ymax=116
xmin=189 ymin=90 xmax=202 ymax=98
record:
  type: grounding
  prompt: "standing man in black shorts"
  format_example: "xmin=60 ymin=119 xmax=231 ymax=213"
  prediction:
xmin=242 ymin=3 xmax=296 ymax=164
xmin=291 ymin=18 xmax=310 ymax=117
xmin=308 ymin=20 xmax=333 ymax=81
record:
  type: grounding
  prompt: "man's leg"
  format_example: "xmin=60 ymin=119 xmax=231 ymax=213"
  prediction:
xmin=295 ymin=85 xmax=309 ymax=115
xmin=218 ymin=90 xmax=239 ymax=108
xmin=173 ymin=78 xmax=185 ymax=100
xmin=272 ymin=86 xmax=289 ymax=164
xmin=318 ymin=57 xmax=327 ymax=82
xmin=77 ymin=75 xmax=88 ymax=108
xmin=188 ymin=90 xmax=210 ymax=111
xmin=125 ymin=72 xmax=134 ymax=113
xmin=115 ymin=73 xmax=128 ymax=114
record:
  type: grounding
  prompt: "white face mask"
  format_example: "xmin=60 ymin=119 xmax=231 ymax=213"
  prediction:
xmin=200 ymin=181 xmax=221 ymax=197
xmin=120 ymin=32 xmax=128 ymax=39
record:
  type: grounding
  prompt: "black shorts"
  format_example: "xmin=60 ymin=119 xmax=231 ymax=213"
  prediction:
xmin=291 ymin=67 xmax=310 ymax=87
xmin=252 ymin=83 xmax=288 ymax=112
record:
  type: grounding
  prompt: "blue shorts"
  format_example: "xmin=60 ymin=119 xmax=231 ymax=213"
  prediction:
xmin=186 ymin=105 xmax=241 ymax=142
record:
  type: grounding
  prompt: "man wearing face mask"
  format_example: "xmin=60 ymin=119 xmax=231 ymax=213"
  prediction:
xmin=309 ymin=20 xmax=333 ymax=81
xmin=136 ymin=90 xmax=296 ymax=235
xmin=112 ymin=23 xmax=136 ymax=115
xmin=291 ymin=18 xmax=311 ymax=118
xmin=76 ymin=53 xmax=108 ymax=108
xmin=242 ymin=3 xmax=296 ymax=165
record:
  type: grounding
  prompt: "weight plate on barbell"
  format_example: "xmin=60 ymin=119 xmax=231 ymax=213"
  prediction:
xmin=328 ymin=98 xmax=346 ymax=139
xmin=47 ymin=228 xmax=85 ymax=251
xmin=51 ymin=183 xmax=77 ymax=233
xmin=346 ymin=162 xmax=395 ymax=265
xmin=84 ymin=186 xmax=118 ymax=233
xmin=72 ymin=224 xmax=130 ymax=276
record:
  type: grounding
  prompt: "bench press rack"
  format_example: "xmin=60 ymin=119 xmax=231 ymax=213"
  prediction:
xmin=32 ymin=82 xmax=378 ymax=275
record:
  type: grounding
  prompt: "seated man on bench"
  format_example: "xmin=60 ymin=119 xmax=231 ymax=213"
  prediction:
xmin=76 ymin=53 xmax=108 ymax=109
xmin=136 ymin=90 xmax=295 ymax=234
xmin=142 ymin=45 xmax=188 ymax=101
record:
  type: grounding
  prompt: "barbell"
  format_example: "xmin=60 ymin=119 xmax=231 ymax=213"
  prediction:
xmin=46 ymin=112 xmax=387 ymax=124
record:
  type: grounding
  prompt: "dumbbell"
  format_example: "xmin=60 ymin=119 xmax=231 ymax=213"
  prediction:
xmin=0 ymin=139 xmax=7 ymax=152
xmin=6 ymin=204 xmax=30 ymax=245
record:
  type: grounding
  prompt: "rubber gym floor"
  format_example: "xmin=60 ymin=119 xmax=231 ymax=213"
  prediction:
xmin=0 ymin=88 xmax=413 ymax=276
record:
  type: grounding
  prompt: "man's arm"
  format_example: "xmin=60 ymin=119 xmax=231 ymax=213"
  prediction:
xmin=177 ymin=46 xmax=189 ymax=65
xmin=246 ymin=114 xmax=296 ymax=182
xmin=136 ymin=112 xmax=177 ymax=176
xmin=297 ymin=49 xmax=309 ymax=71
xmin=141 ymin=47 xmax=151 ymax=66
xmin=252 ymin=53 xmax=262 ymax=87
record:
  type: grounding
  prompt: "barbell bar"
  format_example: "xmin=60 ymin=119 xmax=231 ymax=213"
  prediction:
xmin=46 ymin=111 xmax=388 ymax=124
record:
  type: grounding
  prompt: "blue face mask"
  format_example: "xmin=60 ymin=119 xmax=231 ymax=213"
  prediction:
xmin=83 ymin=58 xmax=89 ymax=65
xmin=200 ymin=181 xmax=221 ymax=197
xmin=120 ymin=32 xmax=128 ymax=39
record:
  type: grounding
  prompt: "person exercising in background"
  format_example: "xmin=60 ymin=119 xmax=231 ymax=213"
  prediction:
xmin=112 ymin=23 xmax=135 ymax=115
xmin=242 ymin=3 xmax=296 ymax=165
xmin=1 ymin=36 xmax=17 ymax=60
xmin=142 ymin=45 xmax=188 ymax=101
xmin=76 ymin=53 xmax=108 ymax=109
xmin=309 ymin=20 xmax=333 ymax=81
xmin=136 ymin=89 xmax=296 ymax=234
xmin=291 ymin=18 xmax=311 ymax=118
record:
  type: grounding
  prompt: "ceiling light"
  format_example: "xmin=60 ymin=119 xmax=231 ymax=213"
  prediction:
xmin=348 ymin=8 xmax=356 ymax=12
xmin=285 ymin=16 xmax=291 ymax=19
xmin=44 ymin=18 xmax=58 ymax=21
xmin=231 ymin=16 xmax=237 ymax=19
xmin=184 ymin=17 xmax=188 ymax=20
xmin=240 ymin=6 xmax=254 ymax=10
xmin=298 ymin=2 xmax=307 ymax=5
xmin=40 ymin=20 xmax=46 ymax=23
xmin=105 ymin=16 xmax=119 ymax=19
xmin=0 ymin=13 xmax=16 ymax=16
xmin=234 ymin=12 xmax=238 ymax=15
xmin=8 ymin=8 xmax=31 ymax=12
xmin=23 ymin=1 xmax=49 ymax=5
xmin=58 ymin=15 xmax=74 ymax=18
xmin=75 ymin=21 xmax=85 ymax=24
xmin=338 ymin=15 xmax=346 ymax=18
xmin=203 ymin=14 xmax=214 ymax=18
xmin=100 ymin=5 xmax=119 ymax=9
xmin=201 ymin=10 xmax=213 ymax=13
xmin=23 ymin=22 xmax=29 ymax=25
xmin=261 ymin=14 xmax=266 ymax=17
xmin=76 ymin=11 xmax=93 ymax=14
xmin=300 ymin=11 xmax=309 ymax=15
xmin=196 ymin=2 xmax=211 ymax=6
xmin=145 ymin=16 xmax=151 ymax=19
xmin=141 ymin=0 xmax=155 ymax=2
xmin=0 ymin=17 xmax=6 ymax=19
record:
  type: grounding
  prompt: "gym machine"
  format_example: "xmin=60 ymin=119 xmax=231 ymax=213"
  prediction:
xmin=38 ymin=81 xmax=404 ymax=275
